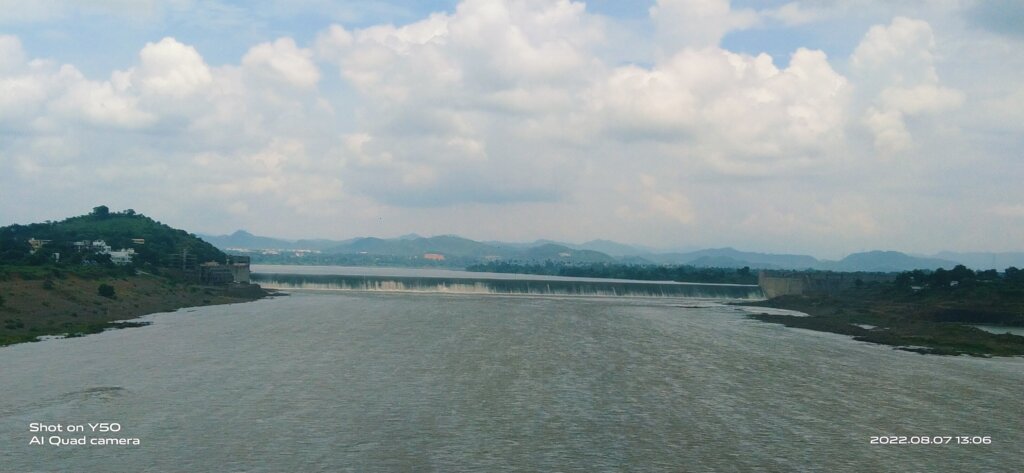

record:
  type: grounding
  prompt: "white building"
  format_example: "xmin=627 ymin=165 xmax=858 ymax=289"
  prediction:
xmin=108 ymin=248 xmax=136 ymax=265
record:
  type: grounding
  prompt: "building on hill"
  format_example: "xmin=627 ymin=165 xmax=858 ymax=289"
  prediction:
xmin=71 ymin=240 xmax=135 ymax=264
xmin=227 ymin=255 xmax=251 ymax=283
xmin=109 ymin=248 xmax=135 ymax=265
xmin=28 ymin=238 xmax=51 ymax=254
xmin=423 ymin=253 xmax=445 ymax=261
xmin=200 ymin=262 xmax=234 ymax=285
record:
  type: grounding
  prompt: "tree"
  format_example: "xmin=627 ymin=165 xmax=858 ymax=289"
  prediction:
xmin=949 ymin=264 xmax=974 ymax=282
xmin=97 ymin=284 xmax=116 ymax=299
xmin=91 ymin=205 xmax=110 ymax=219
xmin=894 ymin=272 xmax=915 ymax=288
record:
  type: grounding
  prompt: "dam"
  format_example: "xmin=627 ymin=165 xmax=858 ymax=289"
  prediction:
xmin=252 ymin=265 xmax=764 ymax=300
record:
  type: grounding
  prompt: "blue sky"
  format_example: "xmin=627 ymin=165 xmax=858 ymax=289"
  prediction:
xmin=2 ymin=0 xmax=1023 ymax=258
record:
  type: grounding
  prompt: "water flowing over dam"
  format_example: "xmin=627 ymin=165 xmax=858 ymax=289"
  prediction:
xmin=252 ymin=269 xmax=764 ymax=300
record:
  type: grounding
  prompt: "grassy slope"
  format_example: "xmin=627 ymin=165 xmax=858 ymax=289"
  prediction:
xmin=743 ymin=284 xmax=1024 ymax=357
xmin=0 ymin=268 xmax=267 ymax=347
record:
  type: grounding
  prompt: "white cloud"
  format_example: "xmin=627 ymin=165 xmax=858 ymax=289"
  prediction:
xmin=851 ymin=17 xmax=963 ymax=154
xmin=0 ymin=35 xmax=27 ymax=72
xmin=851 ymin=17 xmax=939 ymax=86
xmin=313 ymin=0 xmax=604 ymax=205
xmin=242 ymin=37 xmax=320 ymax=89
xmin=649 ymin=0 xmax=760 ymax=50
xmin=592 ymin=47 xmax=849 ymax=170
xmin=879 ymin=83 xmax=963 ymax=115
xmin=763 ymin=2 xmax=826 ymax=26
xmin=131 ymin=37 xmax=212 ymax=97
xmin=2 ymin=2 xmax=1023 ymax=254
xmin=862 ymin=107 xmax=911 ymax=153
xmin=53 ymin=76 xmax=157 ymax=129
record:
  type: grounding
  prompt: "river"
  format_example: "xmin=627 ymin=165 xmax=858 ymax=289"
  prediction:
xmin=0 ymin=270 xmax=1021 ymax=471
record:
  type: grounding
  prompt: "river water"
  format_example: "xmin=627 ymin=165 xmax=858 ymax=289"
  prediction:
xmin=1 ymin=288 xmax=1022 ymax=471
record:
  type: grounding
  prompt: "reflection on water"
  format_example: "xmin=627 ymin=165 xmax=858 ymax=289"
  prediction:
xmin=252 ymin=265 xmax=764 ymax=299
xmin=1 ymin=292 xmax=1021 ymax=472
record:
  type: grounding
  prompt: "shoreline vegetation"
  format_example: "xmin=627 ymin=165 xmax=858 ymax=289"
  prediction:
xmin=466 ymin=261 xmax=758 ymax=285
xmin=0 ymin=265 xmax=270 ymax=347
xmin=739 ymin=279 xmax=1024 ymax=357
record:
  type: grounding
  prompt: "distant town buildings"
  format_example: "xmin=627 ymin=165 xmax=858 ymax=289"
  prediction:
xmin=423 ymin=253 xmax=446 ymax=261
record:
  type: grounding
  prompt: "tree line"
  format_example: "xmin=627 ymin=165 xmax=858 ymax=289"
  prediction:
xmin=465 ymin=261 xmax=758 ymax=284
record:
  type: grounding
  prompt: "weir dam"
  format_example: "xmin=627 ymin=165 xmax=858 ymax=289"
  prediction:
xmin=252 ymin=265 xmax=764 ymax=300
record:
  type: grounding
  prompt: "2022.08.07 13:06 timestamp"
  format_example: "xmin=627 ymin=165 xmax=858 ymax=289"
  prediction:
xmin=870 ymin=436 xmax=992 ymax=445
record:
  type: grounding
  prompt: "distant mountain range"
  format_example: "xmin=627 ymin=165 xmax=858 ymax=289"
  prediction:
xmin=199 ymin=230 xmax=1024 ymax=272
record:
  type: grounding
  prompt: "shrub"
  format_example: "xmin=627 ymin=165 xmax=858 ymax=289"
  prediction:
xmin=42 ymin=279 xmax=56 ymax=290
xmin=98 ymin=284 xmax=116 ymax=299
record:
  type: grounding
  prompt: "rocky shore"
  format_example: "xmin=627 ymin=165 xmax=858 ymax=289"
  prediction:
xmin=0 ymin=270 xmax=271 ymax=347
xmin=741 ymin=293 xmax=1024 ymax=357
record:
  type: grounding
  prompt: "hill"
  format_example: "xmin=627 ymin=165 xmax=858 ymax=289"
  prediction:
xmin=1 ymin=206 xmax=225 ymax=267
xmin=645 ymin=248 xmax=820 ymax=269
xmin=0 ymin=206 xmax=267 ymax=347
xmin=825 ymin=251 xmax=958 ymax=272
xmin=199 ymin=229 xmax=1016 ymax=273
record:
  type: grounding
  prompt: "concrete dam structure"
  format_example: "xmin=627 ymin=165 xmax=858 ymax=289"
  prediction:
xmin=758 ymin=271 xmax=896 ymax=298
xmin=253 ymin=273 xmax=764 ymax=300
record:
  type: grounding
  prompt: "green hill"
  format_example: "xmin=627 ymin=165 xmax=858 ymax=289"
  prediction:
xmin=0 ymin=206 xmax=225 ymax=268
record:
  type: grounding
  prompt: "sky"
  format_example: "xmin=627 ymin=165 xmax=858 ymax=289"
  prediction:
xmin=1 ymin=0 xmax=1023 ymax=258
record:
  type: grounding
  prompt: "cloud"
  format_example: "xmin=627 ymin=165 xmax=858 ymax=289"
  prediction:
xmin=851 ymin=17 xmax=963 ymax=154
xmin=851 ymin=17 xmax=939 ymax=86
xmin=762 ymin=2 xmax=826 ymax=26
xmin=314 ymin=0 xmax=604 ymax=205
xmin=2 ymin=1 xmax=1024 ymax=254
xmin=0 ymin=35 xmax=27 ymax=72
xmin=131 ymin=37 xmax=213 ymax=98
xmin=649 ymin=0 xmax=759 ymax=50
xmin=242 ymin=37 xmax=320 ymax=89
xmin=52 ymin=73 xmax=157 ymax=129
xmin=591 ymin=46 xmax=849 ymax=171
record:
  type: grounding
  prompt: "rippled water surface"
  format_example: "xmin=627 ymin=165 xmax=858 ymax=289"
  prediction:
xmin=1 ymin=292 xmax=1021 ymax=472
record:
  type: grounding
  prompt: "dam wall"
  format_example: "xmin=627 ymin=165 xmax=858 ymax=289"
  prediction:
xmin=758 ymin=271 xmax=896 ymax=298
xmin=253 ymin=273 xmax=764 ymax=300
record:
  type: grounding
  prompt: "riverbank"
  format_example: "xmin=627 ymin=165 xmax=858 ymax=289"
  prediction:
xmin=0 ymin=269 xmax=270 ymax=347
xmin=741 ymin=290 xmax=1024 ymax=357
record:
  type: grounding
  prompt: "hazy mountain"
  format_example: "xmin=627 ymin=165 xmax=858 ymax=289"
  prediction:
xmin=202 ymin=230 xmax=1012 ymax=273
xmin=493 ymin=238 xmax=649 ymax=256
xmin=201 ymin=230 xmax=296 ymax=250
xmin=516 ymin=244 xmax=617 ymax=263
xmin=827 ymin=251 xmax=958 ymax=272
xmin=200 ymin=230 xmax=354 ymax=251
xmin=575 ymin=239 xmax=650 ymax=257
xmin=328 ymin=235 xmax=507 ymax=258
xmin=645 ymin=248 xmax=819 ymax=270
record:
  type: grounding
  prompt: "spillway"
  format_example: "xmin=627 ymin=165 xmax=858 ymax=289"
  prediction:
xmin=252 ymin=272 xmax=764 ymax=300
